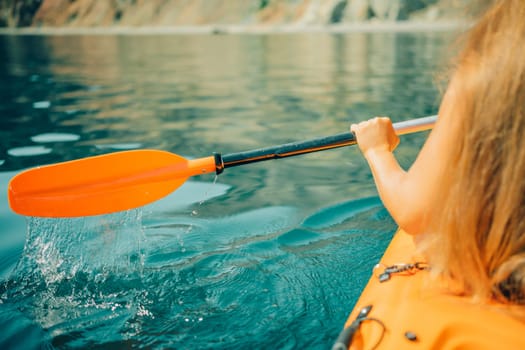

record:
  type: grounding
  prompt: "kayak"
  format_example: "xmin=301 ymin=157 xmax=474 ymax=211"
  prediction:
xmin=333 ymin=230 xmax=525 ymax=350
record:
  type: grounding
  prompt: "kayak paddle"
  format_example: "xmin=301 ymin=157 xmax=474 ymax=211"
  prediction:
xmin=8 ymin=115 xmax=436 ymax=218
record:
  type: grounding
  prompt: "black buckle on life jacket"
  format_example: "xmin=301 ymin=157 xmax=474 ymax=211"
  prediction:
xmin=332 ymin=305 xmax=385 ymax=350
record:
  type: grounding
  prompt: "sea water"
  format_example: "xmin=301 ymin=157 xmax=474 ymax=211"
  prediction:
xmin=0 ymin=31 xmax=452 ymax=348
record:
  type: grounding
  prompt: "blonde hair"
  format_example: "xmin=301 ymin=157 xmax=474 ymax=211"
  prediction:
xmin=427 ymin=0 xmax=525 ymax=306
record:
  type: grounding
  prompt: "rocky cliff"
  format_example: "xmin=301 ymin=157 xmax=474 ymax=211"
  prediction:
xmin=0 ymin=0 xmax=489 ymax=28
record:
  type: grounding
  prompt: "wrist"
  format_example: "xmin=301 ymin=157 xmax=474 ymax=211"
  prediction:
xmin=363 ymin=146 xmax=392 ymax=160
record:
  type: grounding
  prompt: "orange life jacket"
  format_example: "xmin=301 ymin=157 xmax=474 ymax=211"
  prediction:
xmin=334 ymin=230 xmax=525 ymax=350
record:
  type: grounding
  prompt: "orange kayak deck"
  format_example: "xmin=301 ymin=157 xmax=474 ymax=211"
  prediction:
xmin=337 ymin=230 xmax=525 ymax=350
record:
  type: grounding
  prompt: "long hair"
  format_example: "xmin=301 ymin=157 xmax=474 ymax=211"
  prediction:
xmin=427 ymin=0 xmax=525 ymax=306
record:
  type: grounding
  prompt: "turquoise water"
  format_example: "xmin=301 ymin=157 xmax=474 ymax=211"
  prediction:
xmin=0 ymin=32 xmax=450 ymax=349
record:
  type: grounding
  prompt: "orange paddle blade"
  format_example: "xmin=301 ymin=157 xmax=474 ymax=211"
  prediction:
xmin=8 ymin=150 xmax=217 ymax=217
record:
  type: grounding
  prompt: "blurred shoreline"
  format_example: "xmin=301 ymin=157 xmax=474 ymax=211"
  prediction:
xmin=0 ymin=21 xmax=466 ymax=35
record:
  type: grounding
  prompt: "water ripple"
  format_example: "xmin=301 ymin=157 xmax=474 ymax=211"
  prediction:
xmin=30 ymin=133 xmax=80 ymax=143
xmin=7 ymin=146 xmax=53 ymax=157
xmin=0 ymin=197 xmax=395 ymax=349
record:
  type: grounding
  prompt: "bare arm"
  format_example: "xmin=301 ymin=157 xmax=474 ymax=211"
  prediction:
xmin=351 ymin=86 xmax=458 ymax=235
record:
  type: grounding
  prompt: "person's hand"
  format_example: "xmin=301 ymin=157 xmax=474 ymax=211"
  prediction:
xmin=350 ymin=117 xmax=400 ymax=156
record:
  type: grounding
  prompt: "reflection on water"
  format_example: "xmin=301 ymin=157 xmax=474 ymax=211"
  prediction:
xmin=0 ymin=31 xmax=453 ymax=348
xmin=0 ymin=33 xmax=447 ymax=168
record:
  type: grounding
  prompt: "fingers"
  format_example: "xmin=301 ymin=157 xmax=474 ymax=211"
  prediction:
xmin=351 ymin=116 xmax=390 ymax=131
xmin=350 ymin=116 xmax=399 ymax=153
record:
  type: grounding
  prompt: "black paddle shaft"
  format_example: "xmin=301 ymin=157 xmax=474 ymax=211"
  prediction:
xmin=213 ymin=131 xmax=356 ymax=174
xmin=213 ymin=115 xmax=438 ymax=174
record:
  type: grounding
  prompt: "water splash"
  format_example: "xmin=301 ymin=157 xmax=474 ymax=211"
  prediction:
xmin=1 ymin=210 xmax=150 ymax=347
xmin=16 ymin=209 xmax=145 ymax=282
